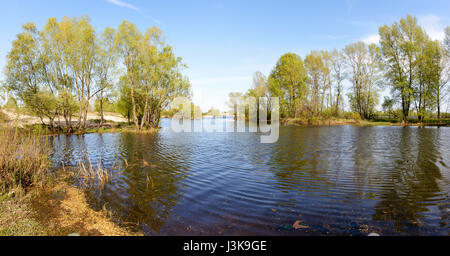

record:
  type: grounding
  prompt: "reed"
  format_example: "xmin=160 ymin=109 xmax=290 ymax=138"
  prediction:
xmin=74 ymin=155 xmax=125 ymax=189
xmin=0 ymin=128 xmax=51 ymax=195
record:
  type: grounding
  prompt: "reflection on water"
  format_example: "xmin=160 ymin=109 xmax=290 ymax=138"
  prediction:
xmin=50 ymin=119 xmax=450 ymax=235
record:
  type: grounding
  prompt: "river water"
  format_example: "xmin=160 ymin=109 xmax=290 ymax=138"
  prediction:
xmin=49 ymin=119 xmax=450 ymax=235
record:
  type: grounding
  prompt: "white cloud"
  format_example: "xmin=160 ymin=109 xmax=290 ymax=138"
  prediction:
xmin=359 ymin=14 xmax=447 ymax=45
xmin=362 ymin=34 xmax=380 ymax=44
xmin=106 ymin=0 xmax=139 ymax=11
xmin=191 ymin=76 xmax=252 ymax=86
xmin=419 ymin=14 xmax=445 ymax=41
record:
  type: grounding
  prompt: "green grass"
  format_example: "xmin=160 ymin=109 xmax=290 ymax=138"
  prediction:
xmin=0 ymin=195 xmax=48 ymax=236
xmin=282 ymin=116 xmax=450 ymax=127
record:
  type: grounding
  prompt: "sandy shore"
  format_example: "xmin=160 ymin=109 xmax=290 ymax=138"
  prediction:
xmin=0 ymin=108 xmax=127 ymax=128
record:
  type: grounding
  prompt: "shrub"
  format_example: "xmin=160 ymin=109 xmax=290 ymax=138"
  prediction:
xmin=343 ymin=112 xmax=361 ymax=120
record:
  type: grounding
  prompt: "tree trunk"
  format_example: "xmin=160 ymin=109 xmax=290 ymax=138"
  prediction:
xmin=140 ymin=94 xmax=149 ymax=130
xmin=437 ymin=89 xmax=440 ymax=120
xmin=130 ymin=84 xmax=139 ymax=130
xmin=99 ymin=91 xmax=104 ymax=128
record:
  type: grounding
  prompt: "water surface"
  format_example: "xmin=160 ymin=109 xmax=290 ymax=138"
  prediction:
xmin=50 ymin=119 xmax=450 ymax=235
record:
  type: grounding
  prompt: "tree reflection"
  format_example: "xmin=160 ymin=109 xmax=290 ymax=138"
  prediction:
xmin=372 ymin=127 xmax=446 ymax=234
xmin=97 ymin=132 xmax=190 ymax=233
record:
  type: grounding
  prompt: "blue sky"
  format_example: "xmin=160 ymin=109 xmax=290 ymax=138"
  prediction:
xmin=1 ymin=0 xmax=449 ymax=111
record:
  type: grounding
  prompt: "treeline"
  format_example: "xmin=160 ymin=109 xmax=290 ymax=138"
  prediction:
xmin=2 ymin=16 xmax=190 ymax=132
xmin=231 ymin=15 xmax=449 ymax=123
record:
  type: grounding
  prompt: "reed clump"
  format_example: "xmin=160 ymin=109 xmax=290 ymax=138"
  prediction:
xmin=73 ymin=155 xmax=126 ymax=189
xmin=0 ymin=128 xmax=51 ymax=195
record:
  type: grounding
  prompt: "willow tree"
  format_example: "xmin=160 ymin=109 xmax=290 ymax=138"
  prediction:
xmin=95 ymin=27 xmax=117 ymax=127
xmin=5 ymin=22 xmax=60 ymax=127
xmin=115 ymin=21 xmax=142 ymax=130
xmin=40 ymin=16 xmax=96 ymax=131
xmin=435 ymin=40 xmax=449 ymax=120
xmin=269 ymin=53 xmax=308 ymax=118
xmin=320 ymin=51 xmax=332 ymax=113
xmin=74 ymin=17 xmax=97 ymax=129
xmin=247 ymin=71 xmax=270 ymax=122
xmin=148 ymin=46 xmax=191 ymax=128
xmin=304 ymin=51 xmax=324 ymax=116
xmin=379 ymin=15 xmax=426 ymax=123
xmin=330 ymin=49 xmax=347 ymax=115
xmin=115 ymin=23 xmax=190 ymax=130
xmin=414 ymin=37 xmax=441 ymax=122
xmin=344 ymin=42 xmax=382 ymax=119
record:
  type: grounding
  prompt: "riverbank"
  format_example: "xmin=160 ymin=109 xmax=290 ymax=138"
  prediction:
xmin=281 ymin=117 xmax=450 ymax=127
xmin=0 ymin=108 xmax=160 ymax=136
xmin=0 ymin=178 xmax=139 ymax=236
xmin=0 ymin=128 xmax=140 ymax=236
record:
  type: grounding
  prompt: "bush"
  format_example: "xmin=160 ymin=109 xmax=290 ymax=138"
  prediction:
xmin=343 ymin=112 xmax=361 ymax=120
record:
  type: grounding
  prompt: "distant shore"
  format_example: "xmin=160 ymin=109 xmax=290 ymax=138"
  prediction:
xmin=281 ymin=117 xmax=450 ymax=127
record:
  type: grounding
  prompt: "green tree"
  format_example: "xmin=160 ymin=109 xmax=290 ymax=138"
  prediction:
xmin=382 ymin=97 xmax=396 ymax=118
xmin=330 ymin=49 xmax=347 ymax=115
xmin=379 ymin=15 xmax=426 ymax=123
xmin=95 ymin=27 xmax=117 ymax=127
xmin=343 ymin=42 xmax=381 ymax=119
xmin=269 ymin=53 xmax=308 ymax=118
xmin=247 ymin=71 xmax=271 ymax=122
xmin=115 ymin=20 xmax=143 ymax=130
xmin=305 ymin=51 xmax=324 ymax=116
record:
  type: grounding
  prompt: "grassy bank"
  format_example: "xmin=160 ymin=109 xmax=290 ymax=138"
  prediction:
xmin=0 ymin=128 xmax=139 ymax=236
xmin=7 ymin=122 xmax=160 ymax=137
xmin=281 ymin=117 xmax=450 ymax=127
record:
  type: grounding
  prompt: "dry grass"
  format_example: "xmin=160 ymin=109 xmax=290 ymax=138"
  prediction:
xmin=30 ymin=179 xmax=140 ymax=236
xmin=0 ymin=128 xmax=51 ymax=195
xmin=0 ymin=110 xmax=9 ymax=123
xmin=0 ymin=128 xmax=138 ymax=236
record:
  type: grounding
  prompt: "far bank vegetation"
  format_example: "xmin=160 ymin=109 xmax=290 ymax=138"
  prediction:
xmin=229 ymin=15 xmax=450 ymax=125
xmin=1 ymin=16 xmax=191 ymax=133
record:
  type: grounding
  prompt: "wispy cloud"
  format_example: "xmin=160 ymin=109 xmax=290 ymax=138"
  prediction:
xmin=105 ymin=0 xmax=162 ymax=25
xmin=419 ymin=14 xmax=445 ymax=41
xmin=361 ymin=34 xmax=380 ymax=44
xmin=191 ymin=76 xmax=252 ymax=87
xmin=359 ymin=14 xmax=446 ymax=45
xmin=106 ymin=0 xmax=139 ymax=11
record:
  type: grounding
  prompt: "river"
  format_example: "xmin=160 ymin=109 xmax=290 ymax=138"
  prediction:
xmin=49 ymin=119 xmax=450 ymax=235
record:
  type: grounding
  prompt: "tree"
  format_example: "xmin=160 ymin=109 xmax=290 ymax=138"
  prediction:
xmin=382 ymin=97 xmax=396 ymax=118
xmin=414 ymin=38 xmax=441 ymax=122
xmin=343 ymin=42 xmax=381 ymax=119
xmin=379 ymin=15 xmax=426 ymax=123
xmin=269 ymin=53 xmax=308 ymax=118
xmin=330 ymin=49 xmax=347 ymax=115
xmin=304 ymin=51 xmax=324 ymax=116
xmin=320 ymin=51 xmax=332 ymax=114
xmin=4 ymin=16 xmax=190 ymax=132
xmin=5 ymin=22 xmax=61 ymax=128
xmin=434 ymin=40 xmax=449 ymax=120
xmin=95 ymin=27 xmax=117 ymax=127
xmin=115 ymin=20 xmax=142 ymax=130
xmin=247 ymin=71 xmax=270 ymax=122
xmin=445 ymin=27 xmax=450 ymax=55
